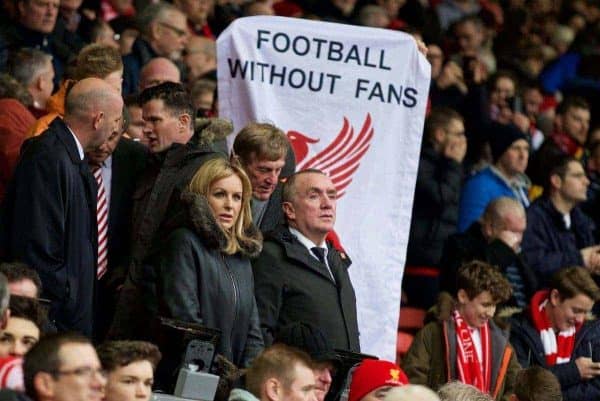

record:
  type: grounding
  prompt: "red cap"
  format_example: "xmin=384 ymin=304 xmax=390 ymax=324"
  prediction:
xmin=348 ymin=360 xmax=408 ymax=401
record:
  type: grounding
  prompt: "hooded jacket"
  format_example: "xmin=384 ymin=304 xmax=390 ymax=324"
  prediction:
xmin=157 ymin=191 xmax=264 ymax=368
xmin=401 ymin=293 xmax=520 ymax=401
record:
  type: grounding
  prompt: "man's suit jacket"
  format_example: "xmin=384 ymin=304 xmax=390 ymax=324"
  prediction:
xmin=252 ymin=225 xmax=360 ymax=352
xmin=0 ymin=118 xmax=97 ymax=336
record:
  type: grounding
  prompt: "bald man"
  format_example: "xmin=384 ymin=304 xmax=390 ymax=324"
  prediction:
xmin=0 ymin=78 xmax=123 ymax=337
xmin=139 ymin=57 xmax=181 ymax=91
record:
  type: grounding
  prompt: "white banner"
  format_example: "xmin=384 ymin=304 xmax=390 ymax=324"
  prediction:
xmin=217 ymin=16 xmax=430 ymax=360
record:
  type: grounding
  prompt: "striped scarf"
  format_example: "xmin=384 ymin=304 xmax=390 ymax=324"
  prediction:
xmin=530 ymin=290 xmax=580 ymax=366
xmin=453 ymin=309 xmax=491 ymax=393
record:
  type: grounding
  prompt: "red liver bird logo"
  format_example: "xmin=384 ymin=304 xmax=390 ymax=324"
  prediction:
xmin=287 ymin=113 xmax=374 ymax=198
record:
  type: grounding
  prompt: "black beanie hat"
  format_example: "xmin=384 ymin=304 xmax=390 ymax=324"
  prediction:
xmin=489 ymin=122 xmax=528 ymax=162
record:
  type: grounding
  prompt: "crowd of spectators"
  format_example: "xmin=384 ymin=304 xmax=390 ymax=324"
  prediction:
xmin=0 ymin=0 xmax=600 ymax=400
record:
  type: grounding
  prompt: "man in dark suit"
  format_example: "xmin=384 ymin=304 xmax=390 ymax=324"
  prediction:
xmin=0 ymin=78 xmax=123 ymax=337
xmin=252 ymin=169 xmax=360 ymax=351
xmin=85 ymin=122 xmax=148 ymax=341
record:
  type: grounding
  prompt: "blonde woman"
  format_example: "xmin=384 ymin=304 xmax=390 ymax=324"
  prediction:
xmin=157 ymin=158 xmax=264 ymax=367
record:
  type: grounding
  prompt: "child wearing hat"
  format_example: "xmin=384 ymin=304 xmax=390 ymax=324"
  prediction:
xmin=348 ymin=359 xmax=409 ymax=401
xmin=401 ymin=261 xmax=520 ymax=400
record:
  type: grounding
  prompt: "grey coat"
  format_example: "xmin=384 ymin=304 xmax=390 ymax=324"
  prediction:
xmin=157 ymin=191 xmax=264 ymax=367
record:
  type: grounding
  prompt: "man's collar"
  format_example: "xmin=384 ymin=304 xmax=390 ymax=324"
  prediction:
xmin=66 ymin=126 xmax=84 ymax=160
xmin=288 ymin=227 xmax=326 ymax=249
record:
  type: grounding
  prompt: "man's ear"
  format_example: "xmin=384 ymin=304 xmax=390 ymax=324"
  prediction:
xmin=17 ymin=0 xmax=26 ymax=19
xmin=34 ymin=372 xmax=56 ymax=399
xmin=264 ymin=378 xmax=281 ymax=401
xmin=1 ymin=308 xmax=10 ymax=330
xmin=549 ymin=173 xmax=562 ymax=191
xmin=93 ymin=111 xmax=104 ymax=130
xmin=178 ymin=113 xmax=191 ymax=133
xmin=554 ymin=114 xmax=563 ymax=133
xmin=432 ymin=128 xmax=445 ymax=146
xmin=149 ymin=21 xmax=161 ymax=40
xmin=549 ymin=288 xmax=562 ymax=306
xmin=282 ymin=201 xmax=295 ymax=221
xmin=457 ymin=289 xmax=469 ymax=305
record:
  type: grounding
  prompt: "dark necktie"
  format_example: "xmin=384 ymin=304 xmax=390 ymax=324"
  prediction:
xmin=311 ymin=247 xmax=326 ymax=264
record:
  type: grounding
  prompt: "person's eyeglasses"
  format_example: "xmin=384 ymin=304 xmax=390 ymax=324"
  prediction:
xmin=159 ymin=22 xmax=187 ymax=38
xmin=53 ymin=366 xmax=107 ymax=379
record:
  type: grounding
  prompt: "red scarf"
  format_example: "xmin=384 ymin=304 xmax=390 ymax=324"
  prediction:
xmin=530 ymin=290 xmax=580 ymax=366
xmin=453 ymin=309 xmax=491 ymax=393
xmin=552 ymin=131 xmax=584 ymax=159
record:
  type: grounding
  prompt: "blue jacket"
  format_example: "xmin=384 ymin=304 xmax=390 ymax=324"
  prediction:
xmin=510 ymin=311 xmax=600 ymax=401
xmin=458 ymin=167 xmax=516 ymax=232
xmin=521 ymin=197 xmax=594 ymax=282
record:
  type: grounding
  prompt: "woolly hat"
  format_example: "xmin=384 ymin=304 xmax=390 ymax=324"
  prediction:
xmin=274 ymin=322 xmax=339 ymax=363
xmin=489 ymin=122 xmax=528 ymax=162
xmin=348 ymin=359 xmax=408 ymax=401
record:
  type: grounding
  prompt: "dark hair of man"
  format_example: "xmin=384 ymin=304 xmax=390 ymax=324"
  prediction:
xmin=456 ymin=261 xmax=512 ymax=302
xmin=556 ymin=96 xmax=590 ymax=116
xmin=138 ymin=82 xmax=194 ymax=126
xmin=9 ymin=295 xmax=47 ymax=331
xmin=233 ymin=122 xmax=288 ymax=165
xmin=543 ymin=154 xmax=579 ymax=193
xmin=245 ymin=344 xmax=313 ymax=398
xmin=513 ymin=366 xmax=562 ymax=401
xmin=282 ymin=169 xmax=327 ymax=204
xmin=0 ymin=262 xmax=42 ymax=295
xmin=97 ymin=341 xmax=162 ymax=372
xmin=453 ymin=14 xmax=483 ymax=31
xmin=24 ymin=333 xmax=91 ymax=399
xmin=8 ymin=48 xmax=52 ymax=87
xmin=551 ymin=266 xmax=600 ymax=302
xmin=487 ymin=69 xmax=518 ymax=94
xmin=424 ymin=107 xmax=463 ymax=143
xmin=124 ymin=93 xmax=140 ymax=108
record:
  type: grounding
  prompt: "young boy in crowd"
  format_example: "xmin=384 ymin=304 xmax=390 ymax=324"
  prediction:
xmin=402 ymin=261 xmax=520 ymax=400
xmin=509 ymin=266 xmax=600 ymax=401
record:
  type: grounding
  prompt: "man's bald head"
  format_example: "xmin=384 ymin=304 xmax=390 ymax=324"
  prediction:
xmin=184 ymin=36 xmax=216 ymax=82
xmin=64 ymin=78 xmax=124 ymax=151
xmin=140 ymin=57 xmax=181 ymax=91
xmin=481 ymin=197 xmax=526 ymax=249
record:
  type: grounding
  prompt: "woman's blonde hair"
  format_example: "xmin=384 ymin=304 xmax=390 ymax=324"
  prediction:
xmin=188 ymin=157 xmax=257 ymax=255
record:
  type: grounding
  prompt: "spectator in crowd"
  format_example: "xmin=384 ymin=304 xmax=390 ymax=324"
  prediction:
xmin=451 ymin=16 xmax=495 ymax=75
xmin=89 ymin=21 xmax=120 ymax=50
xmin=385 ymin=385 xmax=440 ymax=401
xmin=97 ymin=341 xmax=161 ymax=401
xmin=190 ymin=79 xmax=216 ymax=117
xmin=138 ymin=57 xmax=181 ymax=92
xmin=436 ymin=0 xmax=480 ymax=32
xmin=0 ymin=262 xmax=41 ymax=298
xmin=348 ymin=359 xmax=408 ymax=401
xmin=511 ymin=366 xmax=562 ymax=401
xmin=274 ymin=322 xmax=339 ymax=401
xmin=183 ymin=36 xmax=217 ymax=85
xmin=441 ymin=197 xmax=539 ymax=309
xmin=458 ymin=122 xmax=531 ymax=232
xmin=7 ymin=49 xmax=54 ymax=118
xmin=509 ymin=267 xmax=600 ymax=401
xmin=110 ymin=82 xmax=223 ymax=340
xmin=0 ymin=296 xmax=46 ymax=357
xmin=157 ymin=158 xmax=264 ymax=367
xmin=23 ymin=333 xmax=106 ymax=401
xmin=85 ymin=107 xmax=147 ymax=341
xmin=521 ymin=156 xmax=599 ymax=279
xmin=0 ymin=99 xmax=36 ymax=203
xmin=0 ymin=0 xmax=73 ymax=83
xmin=123 ymin=95 xmax=147 ymax=146
xmin=173 ymin=0 xmax=214 ymax=38
xmin=356 ymin=5 xmax=390 ymax=28
xmin=253 ymin=170 xmax=360 ymax=351
xmin=402 ymin=261 xmax=519 ymax=399
xmin=404 ymin=107 xmax=466 ymax=308
xmin=528 ymin=97 xmax=591 ymax=187
xmin=29 ymin=43 xmax=124 ymax=136
xmin=229 ymin=344 xmax=317 ymax=401
xmin=233 ymin=122 xmax=291 ymax=233
xmin=0 ymin=78 xmax=123 ymax=337
xmin=122 ymin=2 xmax=188 ymax=95
xmin=437 ymin=381 xmax=494 ymax=401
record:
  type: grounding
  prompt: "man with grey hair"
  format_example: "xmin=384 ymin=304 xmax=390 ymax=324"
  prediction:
xmin=7 ymin=49 xmax=54 ymax=116
xmin=122 ymin=1 xmax=188 ymax=95
xmin=0 ymin=78 xmax=123 ymax=337
xmin=252 ymin=169 xmax=359 ymax=351
xmin=183 ymin=36 xmax=216 ymax=84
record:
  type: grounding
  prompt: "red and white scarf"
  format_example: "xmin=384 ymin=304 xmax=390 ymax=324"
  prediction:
xmin=530 ymin=290 xmax=580 ymax=366
xmin=452 ymin=309 xmax=491 ymax=393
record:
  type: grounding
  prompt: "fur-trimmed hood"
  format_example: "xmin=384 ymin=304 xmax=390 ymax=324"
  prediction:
xmin=194 ymin=117 xmax=233 ymax=147
xmin=180 ymin=190 xmax=262 ymax=258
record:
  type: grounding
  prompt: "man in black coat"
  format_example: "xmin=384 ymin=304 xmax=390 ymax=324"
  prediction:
xmin=109 ymin=82 xmax=225 ymax=340
xmin=253 ymin=170 xmax=360 ymax=352
xmin=0 ymin=78 xmax=123 ymax=337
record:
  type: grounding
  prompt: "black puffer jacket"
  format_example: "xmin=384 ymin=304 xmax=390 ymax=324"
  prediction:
xmin=157 ymin=191 xmax=264 ymax=368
